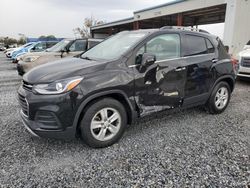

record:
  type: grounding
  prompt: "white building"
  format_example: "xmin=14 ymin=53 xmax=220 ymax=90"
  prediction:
xmin=91 ymin=0 xmax=250 ymax=56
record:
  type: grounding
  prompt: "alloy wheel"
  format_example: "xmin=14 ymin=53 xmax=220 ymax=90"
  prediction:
xmin=214 ymin=86 xmax=229 ymax=110
xmin=90 ymin=107 xmax=121 ymax=141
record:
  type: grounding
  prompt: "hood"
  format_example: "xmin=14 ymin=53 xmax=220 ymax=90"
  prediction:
xmin=239 ymin=49 xmax=250 ymax=58
xmin=22 ymin=51 xmax=58 ymax=58
xmin=23 ymin=57 xmax=107 ymax=84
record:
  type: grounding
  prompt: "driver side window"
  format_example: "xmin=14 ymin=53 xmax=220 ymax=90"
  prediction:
xmin=136 ymin=34 xmax=181 ymax=62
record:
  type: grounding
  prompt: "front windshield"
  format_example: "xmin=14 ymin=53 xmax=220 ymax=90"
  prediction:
xmin=23 ymin=43 xmax=34 ymax=48
xmin=81 ymin=31 xmax=148 ymax=60
xmin=28 ymin=43 xmax=37 ymax=49
xmin=46 ymin=40 xmax=70 ymax=52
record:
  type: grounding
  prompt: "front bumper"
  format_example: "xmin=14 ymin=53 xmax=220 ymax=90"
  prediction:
xmin=20 ymin=110 xmax=76 ymax=139
xmin=238 ymin=57 xmax=250 ymax=78
xmin=18 ymin=85 xmax=84 ymax=140
xmin=237 ymin=66 xmax=250 ymax=78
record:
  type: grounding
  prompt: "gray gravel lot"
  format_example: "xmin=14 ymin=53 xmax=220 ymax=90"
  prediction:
xmin=0 ymin=52 xmax=249 ymax=187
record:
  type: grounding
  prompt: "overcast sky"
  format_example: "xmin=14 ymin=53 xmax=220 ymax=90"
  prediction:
xmin=0 ymin=0 xmax=224 ymax=39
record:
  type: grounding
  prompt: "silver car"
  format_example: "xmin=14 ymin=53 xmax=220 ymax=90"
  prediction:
xmin=17 ymin=38 xmax=102 ymax=75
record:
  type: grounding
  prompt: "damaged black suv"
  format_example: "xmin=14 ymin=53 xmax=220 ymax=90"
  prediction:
xmin=18 ymin=27 xmax=236 ymax=148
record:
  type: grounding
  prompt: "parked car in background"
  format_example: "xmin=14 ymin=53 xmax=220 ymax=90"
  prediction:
xmin=11 ymin=41 xmax=58 ymax=63
xmin=6 ymin=42 xmax=35 ymax=58
xmin=0 ymin=46 xmax=6 ymax=51
xmin=18 ymin=28 xmax=236 ymax=148
xmin=17 ymin=38 xmax=102 ymax=75
xmin=237 ymin=40 xmax=250 ymax=78
xmin=4 ymin=47 xmax=17 ymax=54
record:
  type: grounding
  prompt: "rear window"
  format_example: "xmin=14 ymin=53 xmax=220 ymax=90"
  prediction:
xmin=185 ymin=35 xmax=207 ymax=56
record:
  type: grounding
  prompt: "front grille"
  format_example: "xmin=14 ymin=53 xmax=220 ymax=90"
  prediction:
xmin=18 ymin=94 xmax=29 ymax=117
xmin=23 ymin=81 xmax=33 ymax=92
xmin=241 ymin=58 xmax=250 ymax=68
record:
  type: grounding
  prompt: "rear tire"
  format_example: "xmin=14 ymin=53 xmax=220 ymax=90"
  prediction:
xmin=206 ymin=81 xmax=231 ymax=114
xmin=80 ymin=98 xmax=127 ymax=148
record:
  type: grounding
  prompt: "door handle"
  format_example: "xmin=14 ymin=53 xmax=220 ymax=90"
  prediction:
xmin=175 ymin=67 xmax=186 ymax=72
xmin=212 ymin=58 xmax=218 ymax=63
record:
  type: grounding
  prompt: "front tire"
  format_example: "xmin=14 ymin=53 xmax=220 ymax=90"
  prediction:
xmin=207 ymin=81 xmax=231 ymax=114
xmin=80 ymin=98 xmax=127 ymax=148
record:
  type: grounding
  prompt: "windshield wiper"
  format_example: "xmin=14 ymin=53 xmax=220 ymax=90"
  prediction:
xmin=81 ymin=56 xmax=93 ymax=61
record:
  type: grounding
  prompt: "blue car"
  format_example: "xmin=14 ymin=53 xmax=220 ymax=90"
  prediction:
xmin=11 ymin=42 xmax=35 ymax=60
xmin=11 ymin=41 xmax=58 ymax=63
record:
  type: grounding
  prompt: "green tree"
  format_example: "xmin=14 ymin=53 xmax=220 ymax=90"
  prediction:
xmin=38 ymin=35 xmax=56 ymax=40
xmin=3 ymin=37 xmax=17 ymax=46
xmin=17 ymin=37 xmax=26 ymax=45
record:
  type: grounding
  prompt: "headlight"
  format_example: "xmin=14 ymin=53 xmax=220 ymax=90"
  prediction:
xmin=23 ymin=56 xmax=40 ymax=62
xmin=33 ymin=77 xmax=83 ymax=95
xmin=17 ymin=56 xmax=22 ymax=61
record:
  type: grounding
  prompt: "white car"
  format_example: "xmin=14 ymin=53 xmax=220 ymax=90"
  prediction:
xmin=5 ymin=48 xmax=18 ymax=57
xmin=237 ymin=40 xmax=250 ymax=78
xmin=5 ymin=43 xmax=34 ymax=58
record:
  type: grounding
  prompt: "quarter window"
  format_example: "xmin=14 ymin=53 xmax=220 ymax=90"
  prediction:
xmin=206 ymin=39 xmax=215 ymax=53
xmin=137 ymin=34 xmax=181 ymax=61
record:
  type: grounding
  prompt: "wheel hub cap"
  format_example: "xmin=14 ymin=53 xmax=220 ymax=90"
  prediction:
xmin=215 ymin=87 xmax=229 ymax=110
xmin=90 ymin=107 xmax=121 ymax=141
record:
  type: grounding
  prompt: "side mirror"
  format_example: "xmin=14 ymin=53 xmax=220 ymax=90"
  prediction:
xmin=138 ymin=53 xmax=156 ymax=73
xmin=141 ymin=53 xmax=156 ymax=67
xmin=60 ymin=47 xmax=69 ymax=57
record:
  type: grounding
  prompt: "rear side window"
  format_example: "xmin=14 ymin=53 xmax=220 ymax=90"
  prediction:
xmin=185 ymin=35 xmax=207 ymax=56
xmin=247 ymin=40 xmax=250 ymax=45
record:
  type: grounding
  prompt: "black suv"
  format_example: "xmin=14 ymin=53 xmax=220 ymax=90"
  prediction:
xmin=18 ymin=27 xmax=236 ymax=148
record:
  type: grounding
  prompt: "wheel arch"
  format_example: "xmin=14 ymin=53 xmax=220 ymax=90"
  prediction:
xmin=211 ymin=75 xmax=235 ymax=93
xmin=72 ymin=90 xmax=137 ymax=137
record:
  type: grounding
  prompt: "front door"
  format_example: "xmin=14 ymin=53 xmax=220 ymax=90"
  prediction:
xmin=132 ymin=33 xmax=187 ymax=116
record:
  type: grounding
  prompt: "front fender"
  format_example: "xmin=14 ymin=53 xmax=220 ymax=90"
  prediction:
xmin=72 ymin=89 xmax=137 ymax=136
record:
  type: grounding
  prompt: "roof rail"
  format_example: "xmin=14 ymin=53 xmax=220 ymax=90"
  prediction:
xmin=160 ymin=26 xmax=210 ymax=34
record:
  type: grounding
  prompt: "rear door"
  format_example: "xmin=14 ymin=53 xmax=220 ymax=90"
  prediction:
xmin=182 ymin=34 xmax=216 ymax=106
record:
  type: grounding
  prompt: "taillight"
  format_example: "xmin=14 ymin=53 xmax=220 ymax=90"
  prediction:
xmin=231 ymin=58 xmax=239 ymax=72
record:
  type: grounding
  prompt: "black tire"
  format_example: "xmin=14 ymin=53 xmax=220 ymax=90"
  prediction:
xmin=80 ymin=98 xmax=127 ymax=148
xmin=207 ymin=81 xmax=231 ymax=114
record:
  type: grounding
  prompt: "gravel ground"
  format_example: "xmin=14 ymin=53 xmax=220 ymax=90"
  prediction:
xmin=0 ymin=52 xmax=249 ymax=187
